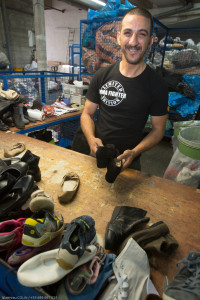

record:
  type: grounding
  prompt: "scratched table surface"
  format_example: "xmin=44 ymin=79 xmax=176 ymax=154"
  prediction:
xmin=0 ymin=131 xmax=199 ymax=296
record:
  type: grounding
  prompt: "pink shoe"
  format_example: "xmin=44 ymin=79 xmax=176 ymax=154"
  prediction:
xmin=0 ymin=218 xmax=25 ymax=260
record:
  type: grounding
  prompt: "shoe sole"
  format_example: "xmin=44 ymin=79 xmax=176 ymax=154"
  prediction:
xmin=29 ymin=196 xmax=54 ymax=212
xmin=22 ymin=223 xmax=64 ymax=247
xmin=56 ymin=234 xmax=97 ymax=270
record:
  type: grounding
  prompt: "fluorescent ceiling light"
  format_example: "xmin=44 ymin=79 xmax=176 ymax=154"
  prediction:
xmin=90 ymin=0 xmax=106 ymax=6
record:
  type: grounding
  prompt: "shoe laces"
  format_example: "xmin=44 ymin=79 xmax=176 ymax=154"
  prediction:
xmin=105 ymin=273 xmax=129 ymax=300
xmin=176 ymin=251 xmax=200 ymax=295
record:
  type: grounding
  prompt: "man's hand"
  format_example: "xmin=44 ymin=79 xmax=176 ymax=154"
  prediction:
xmin=89 ymin=137 xmax=104 ymax=157
xmin=117 ymin=149 xmax=137 ymax=171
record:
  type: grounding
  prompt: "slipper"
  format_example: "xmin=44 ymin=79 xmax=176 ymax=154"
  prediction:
xmin=0 ymin=175 xmax=34 ymax=220
xmin=17 ymin=244 xmax=98 ymax=287
xmin=4 ymin=143 xmax=26 ymax=158
xmin=58 ymin=172 xmax=80 ymax=203
xmin=29 ymin=189 xmax=54 ymax=212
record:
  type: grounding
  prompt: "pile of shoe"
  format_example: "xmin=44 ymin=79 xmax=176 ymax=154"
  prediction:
xmin=0 ymin=83 xmax=41 ymax=130
xmin=0 ymin=143 xmax=41 ymax=221
xmin=0 ymin=192 xmax=64 ymax=267
xmin=0 ymin=82 xmax=45 ymax=131
xmin=16 ymin=214 xmax=117 ymax=300
xmin=96 ymin=144 xmax=122 ymax=183
xmin=104 ymin=206 xmax=179 ymax=257
xmin=0 ymin=169 xmax=198 ymax=300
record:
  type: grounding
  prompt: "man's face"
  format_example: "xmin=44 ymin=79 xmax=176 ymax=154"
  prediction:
xmin=117 ymin=14 xmax=153 ymax=65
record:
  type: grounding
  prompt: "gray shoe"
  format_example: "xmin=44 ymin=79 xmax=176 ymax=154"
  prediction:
xmin=163 ymin=251 xmax=200 ymax=300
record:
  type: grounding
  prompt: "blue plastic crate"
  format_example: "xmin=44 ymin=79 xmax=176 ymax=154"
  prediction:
xmin=0 ymin=259 xmax=51 ymax=299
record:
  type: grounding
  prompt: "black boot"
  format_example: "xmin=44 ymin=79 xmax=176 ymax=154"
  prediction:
xmin=0 ymin=119 xmax=9 ymax=131
xmin=21 ymin=150 xmax=41 ymax=182
xmin=105 ymin=206 xmax=150 ymax=251
xmin=11 ymin=105 xmax=25 ymax=129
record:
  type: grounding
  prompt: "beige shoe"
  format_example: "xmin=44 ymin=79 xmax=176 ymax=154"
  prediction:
xmin=4 ymin=143 xmax=26 ymax=158
xmin=0 ymin=89 xmax=19 ymax=100
xmin=58 ymin=172 xmax=80 ymax=203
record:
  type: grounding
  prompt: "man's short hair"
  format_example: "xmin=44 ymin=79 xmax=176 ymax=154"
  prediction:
xmin=121 ymin=7 xmax=153 ymax=35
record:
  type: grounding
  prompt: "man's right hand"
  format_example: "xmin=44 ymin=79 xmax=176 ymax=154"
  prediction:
xmin=89 ymin=137 xmax=104 ymax=157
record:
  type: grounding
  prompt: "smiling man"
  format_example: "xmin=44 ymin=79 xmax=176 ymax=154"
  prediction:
xmin=81 ymin=7 xmax=168 ymax=171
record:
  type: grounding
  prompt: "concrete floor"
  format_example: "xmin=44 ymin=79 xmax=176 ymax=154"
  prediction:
xmin=140 ymin=137 xmax=173 ymax=178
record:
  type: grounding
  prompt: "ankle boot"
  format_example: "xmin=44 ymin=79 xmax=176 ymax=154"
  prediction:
xmin=105 ymin=206 xmax=150 ymax=251
xmin=19 ymin=106 xmax=29 ymax=124
xmin=11 ymin=105 xmax=25 ymax=129
xmin=119 ymin=221 xmax=178 ymax=255
xmin=21 ymin=150 xmax=41 ymax=182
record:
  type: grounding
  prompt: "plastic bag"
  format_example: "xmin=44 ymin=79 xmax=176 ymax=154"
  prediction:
xmin=172 ymin=120 xmax=200 ymax=152
xmin=164 ymin=148 xmax=200 ymax=188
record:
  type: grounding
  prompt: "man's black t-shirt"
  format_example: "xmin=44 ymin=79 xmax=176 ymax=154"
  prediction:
xmin=86 ymin=62 xmax=168 ymax=153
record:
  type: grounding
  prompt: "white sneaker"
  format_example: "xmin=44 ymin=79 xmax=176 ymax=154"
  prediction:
xmin=99 ymin=238 xmax=156 ymax=300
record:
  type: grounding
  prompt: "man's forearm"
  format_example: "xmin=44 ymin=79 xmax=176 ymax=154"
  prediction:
xmin=80 ymin=113 xmax=96 ymax=145
xmin=132 ymin=127 xmax=165 ymax=157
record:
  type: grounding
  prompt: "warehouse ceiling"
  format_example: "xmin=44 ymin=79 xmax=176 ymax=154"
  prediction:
xmin=57 ymin=0 xmax=200 ymax=29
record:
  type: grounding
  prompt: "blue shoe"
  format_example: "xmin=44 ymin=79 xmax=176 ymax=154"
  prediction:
xmin=56 ymin=215 xmax=97 ymax=270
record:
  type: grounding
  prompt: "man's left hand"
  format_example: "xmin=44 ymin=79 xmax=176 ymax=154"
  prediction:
xmin=117 ymin=150 xmax=137 ymax=171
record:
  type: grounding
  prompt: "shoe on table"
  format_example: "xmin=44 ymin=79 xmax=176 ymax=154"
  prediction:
xmin=163 ymin=251 xmax=200 ymax=300
xmin=22 ymin=209 xmax=64 ymax=247
xmin=58 ymin=172 xmax=80 ymax=203
xmin=4 ymin=143 xmax=26 ymax=158
xmin=7 ymin=231 xmax=63 ymax=266
xmin=56 ymin=215 xmax=97 ymax=270
xmin=0 ymin=218 xmax=25 ymax=260
xmin=65 ymin=242 xmax=107 ymax=295
xmin=29 ymin=189 xmax=54 ymax=212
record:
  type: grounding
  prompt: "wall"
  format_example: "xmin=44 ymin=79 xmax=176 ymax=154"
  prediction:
xmin=0 ymin=0 xmax=34 ymax=69
xmin=0 ymin=0 xmax=87 ymax=69
xmin=45 ymin=0 xmax=87 ymax=65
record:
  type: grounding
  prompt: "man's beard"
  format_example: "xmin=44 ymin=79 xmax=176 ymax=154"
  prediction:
xmin=122 ymin=45 xmax=147 ymax=65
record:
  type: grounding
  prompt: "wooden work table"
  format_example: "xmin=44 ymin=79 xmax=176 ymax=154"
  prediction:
xmin=0 ymin=131 xmax=199 ymax=296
